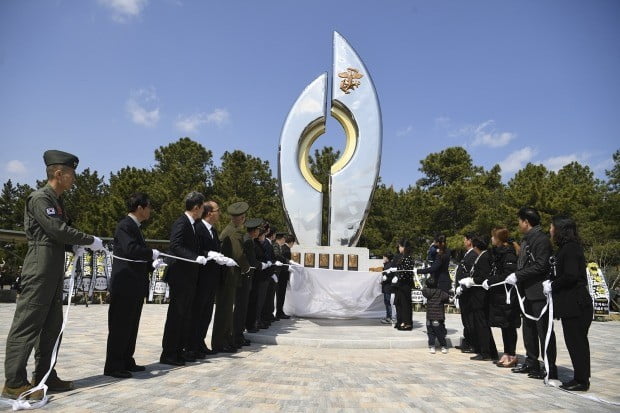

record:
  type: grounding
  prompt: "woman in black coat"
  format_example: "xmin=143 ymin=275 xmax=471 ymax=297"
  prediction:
xmin=466 ymin=235 xmax=498 ymax=361
xmin=546 ymin=216 xmax=593 ymax=391
xmin=417 ymin=235 xmax=451 ymax=292
xmin=391 ymin=239 xmax=415 ymax=331
xmin=485 ymin=227 xmax=521 ymax=368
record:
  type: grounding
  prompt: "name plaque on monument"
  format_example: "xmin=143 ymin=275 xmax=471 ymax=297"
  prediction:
xmin=278 ymin=32 xmax=382 ymax=272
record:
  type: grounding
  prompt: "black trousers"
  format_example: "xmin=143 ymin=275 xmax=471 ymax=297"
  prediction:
xmin=460 ymin=308 xmax=476 ymax=350
xmin=161 ymin=273 xmax=197 ymax=358
xmin=246 ymin=276 xmax=268 ymax=329
xmin=561 ymin=302 xmax=593 ymax=384
xmin=471 ymin=308 xmax=497 ymax=357
xmin=105 ymin=292 xmax=144 ymax=372
xmin=500 ymin=327 xmax=518 ymax=356
xmin=232 ymin=275 xmax=252 ymax=345
xmin=262 ymin=278 xmax=277 ymax=319
xmin=276 ymin=270 xmax=289 ymax=315
xmin=189 ymin=271 xmax=220 ymax=352
xmin=427 ymin=319 xmax=447 ymax=347
xmin=394 ymin=286 xmax=412 ymax=325
xmin=522 ymin=299 xmax=557 ymax=378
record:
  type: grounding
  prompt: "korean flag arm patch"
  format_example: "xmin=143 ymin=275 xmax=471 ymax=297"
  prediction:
xmin=46 ymin=207 xmax=56 ymax=216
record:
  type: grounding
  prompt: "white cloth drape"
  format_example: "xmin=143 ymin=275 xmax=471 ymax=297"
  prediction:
xmin=283 ymin=266 xmax=385 ymax=318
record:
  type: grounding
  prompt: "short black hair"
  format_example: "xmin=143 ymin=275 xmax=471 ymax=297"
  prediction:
xmin=201 ymin=201 xmax=217 ymax=218
xmin=127 ymin=192 xmax=150 ymax=212
xmin=398 ymin=238 xmax=413 ymax=256
xmin=518 ymin=207 xmax=541 ymax=227
xmin=463 ymin=232 xmax=475 ymax=240
xmin=284 ymin=234 xmax=296 ymax=244
xmin=185 ymin=191 xmax=205 ymax=211
xmin=472 ymin=234 xmax=489 ymax=250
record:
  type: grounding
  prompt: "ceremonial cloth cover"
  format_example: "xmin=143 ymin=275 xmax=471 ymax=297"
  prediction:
xmin=283 ymin=266 xmax=385 ymax=318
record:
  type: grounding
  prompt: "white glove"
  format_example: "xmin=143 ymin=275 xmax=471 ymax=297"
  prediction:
xmin=214 ymin=256 xmax=238 ymax=267
xmin=460 ymin=277 xmax=475 ymax=289
xmin=152 ymin=258 xmax=167 ymax=270
xmin=152 ymin=249 xmax=160 ymax=260
xmin=542 ymin=280 xmax=552 ymax=296
xmin=505 ymin=273 xmax=517 ymax=285
xmin=482 ymin=279 xmax=490 ymax=290
xmin=261 ymin=262 xmax=269 ymax=270
xmin=88 ymin=236 xmax=105 ymax=251
xmin=382 ymin=275 xmax=387 ymax=282
xmin=385 ymin=267 xmax=397 ymax=273
xmin=196 ymin=256 xmax=208 ymax=265
xmin=208 ymin=250 xmax=223 ymax=260
xmin=274 ymin=261 xmax=283 ymax=266
xmin=267 ymin=261 xmax=273 ymax=267
xmin=455 ymin=286 xmax=462 ymax=296
xmin=413 ymin=268 xmax=418 ymax=276
xmin=72 ymin=245 xmax=85 ymax=256
xmin=288 ymin=260 xmax=300 ymax=266
xmin=391 ymin=276 xmax=398 ymax=284
xmin=271 ymin=274 xmax=278 ymax=283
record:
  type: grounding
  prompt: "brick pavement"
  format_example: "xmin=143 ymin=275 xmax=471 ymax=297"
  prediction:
xmin=1 ymin=303 xmax=618 ymax=412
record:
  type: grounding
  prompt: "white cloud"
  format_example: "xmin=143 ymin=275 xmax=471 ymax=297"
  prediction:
xmin=126 ymin=87 xmax=160 ymax=127
xmin=175 ymin=108 xmax=230 ymax=133
xmin=396 ymin=125 xmax=413 ymax=137
xmin=470 ymin=120 xmax=516 ymax=148
xmin=99 ymin=0 xmax=148 ymax=23
xmin=542 ymin=153 xmax=590 ymax=172
xmin=5 ymin=160 xmax=27 ymax=175
xmin=500 ymin=147 xmax=537 ymax=174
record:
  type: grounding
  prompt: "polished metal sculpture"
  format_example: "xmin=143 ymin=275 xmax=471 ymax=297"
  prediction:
xmin=279 ymin=32 xmax=382 ymax=247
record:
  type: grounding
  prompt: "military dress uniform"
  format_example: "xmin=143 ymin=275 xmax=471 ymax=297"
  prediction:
xmin=3 ymin=150 xmax=94 ymax=398
xmin=211 ymin=202 xmax=249 ymax=352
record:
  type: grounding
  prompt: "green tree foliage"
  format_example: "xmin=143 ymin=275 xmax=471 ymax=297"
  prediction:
xmin=212 ymin=150 xmax=284 ymax=231
xmin=308 ymin=146 xmax=341 ymax=245
xmin=62 ymin=168 xmax=110 ymax=236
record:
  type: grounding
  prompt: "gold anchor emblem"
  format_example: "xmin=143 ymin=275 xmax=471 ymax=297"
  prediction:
xmin=338 ymin=67 xmax=363 ymax=94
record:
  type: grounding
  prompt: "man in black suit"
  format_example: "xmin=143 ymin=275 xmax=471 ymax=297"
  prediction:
xmin=189 ymin=201 xmax=222 ymax=357
xmin=275 ymin=234 xmax=293 ymax=319
xmin=260 ymin=227 xmax=278 ymax=324
xmin=105 ymin=193 xmax=159 ymax=378
xmin=160 ymin=192 xmax=208 ymax=366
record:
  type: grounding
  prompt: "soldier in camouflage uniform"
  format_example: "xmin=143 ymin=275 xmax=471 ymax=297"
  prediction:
xmin=2 ymin=150 xmax=104 ymax=400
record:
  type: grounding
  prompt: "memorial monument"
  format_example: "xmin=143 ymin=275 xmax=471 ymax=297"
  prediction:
xmin=278 ymin=31 xmax=382 ymax=273
xmin=278 ymin=32 xmax=384 ymax=317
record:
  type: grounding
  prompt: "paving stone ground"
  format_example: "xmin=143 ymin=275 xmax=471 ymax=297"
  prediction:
xmin=1 ymin=303 xmax=618 ymax=412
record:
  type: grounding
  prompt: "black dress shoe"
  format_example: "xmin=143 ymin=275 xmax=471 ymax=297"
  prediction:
xmin=276 ymin=313 xmax=291 ymax=319
xmin=104 ymin=370 xmax=132 ymax=379
xmin=219 ymin=346 xmax=237 ymax=353
xmin=242 ymin=339 xmax=251 ymax=346
xmin=192 ymin=351 xmax=207 ymax=359
xmin=461 ymin=348 xmax=476 ymax=353
xmin=159 ymin=356 xmax=185 ymax=366
xmin=246 ymin=327 xmax=259 ymax=333
xmin=126 ymin=365 xmax=146 ymax=372
xmin=511 ymin=364 xmax=533 ymax=374
xmin=560 ymin=381 xmax=589 ymax=391
xmin=527 ymin=370 xmax=545 ymax=379
xmin=204 ymin=348 xmax=218 ymax=355
xmin=470 ymin=354 xmax=492 ymax=361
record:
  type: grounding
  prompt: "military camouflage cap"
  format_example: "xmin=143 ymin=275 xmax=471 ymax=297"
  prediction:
xmin=245 ymin=218 xmax=263 ymax=229
xmin=43 ymin=150 xmax=79 ymax=169
xmin=227 ymin=201 xmax=249 ymax=216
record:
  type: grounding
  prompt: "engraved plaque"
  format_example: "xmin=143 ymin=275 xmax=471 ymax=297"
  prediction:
xmin=333 ymin=254 xmax=344 ymax=270
xmin=348 ymin=254 xmax=358 ymax=271
xmin=304 ymin=252 xmax=315 ymax=268
xmin=291 ymin=252 xmax=301 ymax=264
xmin=319 ymin=253 xmax=330 ymax=269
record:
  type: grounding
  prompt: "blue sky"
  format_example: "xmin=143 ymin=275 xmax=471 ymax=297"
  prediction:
xmin=1 ymin=0 xmax=618 ymax=190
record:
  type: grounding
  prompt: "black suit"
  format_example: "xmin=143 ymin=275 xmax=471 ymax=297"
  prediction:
xmin=161 ymin=214 xmax=201 ymax=360
xmin=105 ymin=215 xmax=153 ymax=373
xmin=456 ymin=249 xmax=477 ymax=350
xmin=190 ymin=220 xmax=222 ymax=353
xmin=552 ymin=241 xmax=593 ymax=385
xmin=276 ymin=244 xmax=291 ymax=315
xmin=469 ymin=250 xmax=497 ymax=358
xmin=260 ymin=239 xmax=277 ymax=321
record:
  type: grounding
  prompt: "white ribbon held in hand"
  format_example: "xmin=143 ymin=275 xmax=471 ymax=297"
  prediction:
xmin=152 ymin=258 xmax=167 ymax=270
